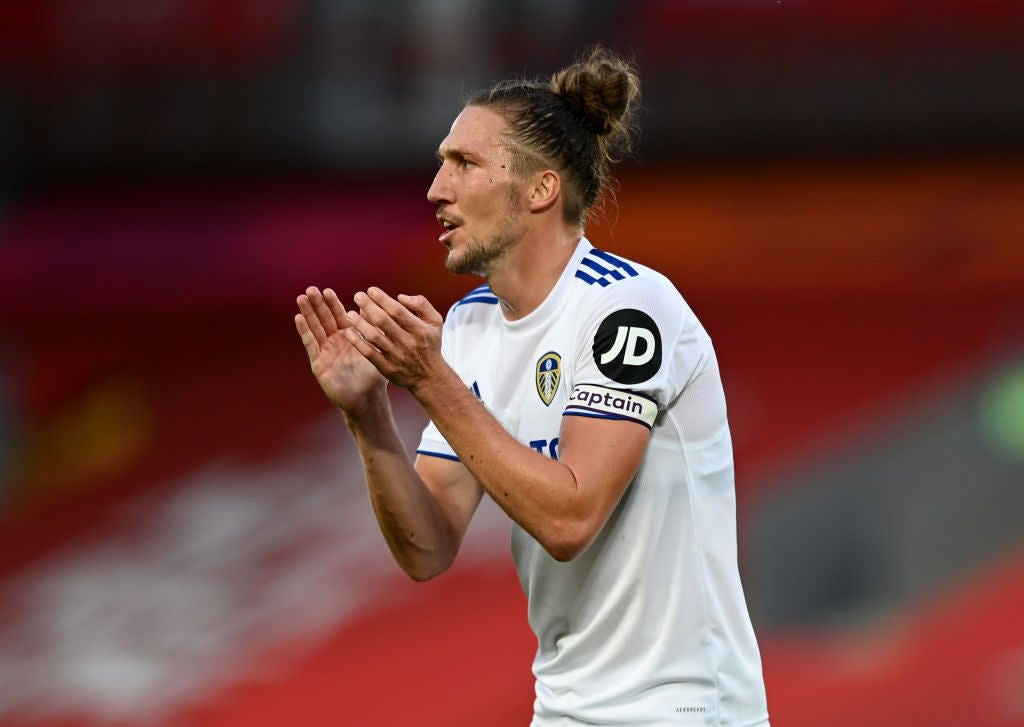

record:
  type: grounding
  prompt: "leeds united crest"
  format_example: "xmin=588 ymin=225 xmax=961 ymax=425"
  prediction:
xmin=535 ymin=351 xmax=561 ymax=406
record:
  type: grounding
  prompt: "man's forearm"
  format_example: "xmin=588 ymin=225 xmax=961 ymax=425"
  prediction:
xmin=410 ymin=367 xmax=585 ymax=561
xmin=344 ymin=388 xmax=458 ymax=579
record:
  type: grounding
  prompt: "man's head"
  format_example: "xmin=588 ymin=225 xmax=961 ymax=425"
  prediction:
xmin=427 ymin=105 xmax=530 ymax=276
xmin=427 ymin=47 xmax=641 ymax=276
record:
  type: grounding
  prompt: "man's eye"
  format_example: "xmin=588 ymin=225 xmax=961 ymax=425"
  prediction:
xmin=436 ymin=156 xmax=474 ymax=169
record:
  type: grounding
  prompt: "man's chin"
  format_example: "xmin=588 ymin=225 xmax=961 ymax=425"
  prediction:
xmin=443 ymin=250 xmax=462 ymax=274
xmin=445 ymin=248 xmax=483 ymax=276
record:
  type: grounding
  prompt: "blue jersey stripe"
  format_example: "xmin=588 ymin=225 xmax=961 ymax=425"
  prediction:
xmin=455 ymin=295 xmax=500 ymax=307
xmin=563 ymin=408 xmax=653 ymax=430
xmin=457 ymin=284 xmax=492 ymax=302
xmin=415 ymin=449 xmax=461 ymax=462
xmin=574 ymin=270 xmax=609 ymax=287
xmin=580 ymin=256 xmax=625 ymax=280
xmin=589 ymin=248 xmax=638 ymax=277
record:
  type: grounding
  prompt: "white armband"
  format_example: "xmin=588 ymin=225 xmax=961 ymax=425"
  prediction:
xmin=562 ymin=384 xmax=659 ymax=430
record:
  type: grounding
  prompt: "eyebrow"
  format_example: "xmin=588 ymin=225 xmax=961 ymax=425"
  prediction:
xmin=436 ymin=146 xmax=476 ymax=162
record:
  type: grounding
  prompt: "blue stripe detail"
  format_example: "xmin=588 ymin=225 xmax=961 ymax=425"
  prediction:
xmin=562 ymin=409 xmax=653 ymax=430
xmin=563 ymin=409 xmax=618 ymax=419
xmin=456 ymin=284 xmax=492 ymax=303
xmin=416 ymin=449 xmax=461 ymax=462
xmin=455 ymin=295 xmax=500 ymax=307
xmin=589 ymin=249 xmax=638 ymax=277
xmin=574 ymin=270 xmax=609 ymax=287
xmin=580 ymin=257 xmax=625 ymax=280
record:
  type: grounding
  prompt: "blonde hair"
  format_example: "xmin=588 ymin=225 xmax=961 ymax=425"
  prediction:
xmin=467 ymin=46 xmax=641 ymax=227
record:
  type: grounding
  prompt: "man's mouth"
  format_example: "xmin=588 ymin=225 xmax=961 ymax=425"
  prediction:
xmin=438 ymin=217 xmax=462 ymax=244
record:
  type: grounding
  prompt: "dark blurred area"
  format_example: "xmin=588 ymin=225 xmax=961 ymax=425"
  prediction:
xmin=1 ymin=2 xmax=1022 ymax=727
xmin=4 ymin=0 xmax=1024 ymax=190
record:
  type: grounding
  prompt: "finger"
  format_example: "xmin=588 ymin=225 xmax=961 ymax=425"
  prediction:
xmin=365 ymin=287 xmax=430 ymax=334
xmin=355 ymin=289 xmax=414 ymax=343
xmin=297 ymin=290 xmax=328 ymax=345
xmin=324 ymin=288 xmax=350 ymax=331
xmin=308 ymin=287 xmax=338 ymax=336
xmin=397 ymin=293 xmax=444 ymax=326
xmin=343 ymin=326 xmax=390 ymax=373
xmin=294 ymin=313 xmax=319 ymax=362
xmin=345 ymin=308 xmax=396 ymax=358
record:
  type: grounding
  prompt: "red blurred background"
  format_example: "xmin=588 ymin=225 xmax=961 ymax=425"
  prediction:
xmin=1 ymin=2 xmax=1022 ymax=726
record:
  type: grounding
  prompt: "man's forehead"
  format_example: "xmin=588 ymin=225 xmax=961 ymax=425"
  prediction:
xmin=437 ymin=106 xmax=508 ymax=155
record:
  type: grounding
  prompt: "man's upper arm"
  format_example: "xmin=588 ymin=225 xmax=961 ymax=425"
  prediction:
xmin=413 ymin=453 xmax=484 ymax=552
xmin=553 ymin=402 xmax=652 ymax=557
xmin=553 ymin=271 xmax=685 ymax=555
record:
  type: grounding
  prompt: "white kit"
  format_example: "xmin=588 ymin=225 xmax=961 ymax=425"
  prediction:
xmin=418 ymin=238 xmax=769 ymax=727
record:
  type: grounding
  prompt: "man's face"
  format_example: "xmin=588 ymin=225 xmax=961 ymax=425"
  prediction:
xmin=427 ymin=105 xmax=528 ymax=276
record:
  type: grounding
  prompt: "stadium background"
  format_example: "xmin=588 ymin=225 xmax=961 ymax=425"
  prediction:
xmin=1 ymin=2 xmax=1023 ymax=725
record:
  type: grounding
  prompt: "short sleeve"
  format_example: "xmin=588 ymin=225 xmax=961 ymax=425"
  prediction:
xmin=564 ymin=274 xmax=708 ymax=429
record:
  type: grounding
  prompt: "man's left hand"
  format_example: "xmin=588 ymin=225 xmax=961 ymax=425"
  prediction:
xmin=344 ymin=287 xmax=447 ymax=391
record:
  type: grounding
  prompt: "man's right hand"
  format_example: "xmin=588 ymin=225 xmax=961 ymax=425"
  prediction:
xmin=295 ymin=286 xmax=387 ymax=415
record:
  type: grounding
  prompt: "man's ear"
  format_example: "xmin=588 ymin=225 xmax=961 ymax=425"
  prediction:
xmin=528 ymin=169 xmax=561 ymax=213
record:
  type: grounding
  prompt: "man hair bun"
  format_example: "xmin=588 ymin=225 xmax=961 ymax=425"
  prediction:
xmin=466 ymin=46 xmax=641 ymax=226
xmin=550 ymin=45 xmax=640 ymax=156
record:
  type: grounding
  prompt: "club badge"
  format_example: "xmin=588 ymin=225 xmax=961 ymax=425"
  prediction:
xmin=535 ymin=351 xmax=562 ymax=406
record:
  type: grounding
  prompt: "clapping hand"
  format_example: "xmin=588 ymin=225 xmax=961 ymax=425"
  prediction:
xmin=295 ymin=286 xmax=387 ymax=414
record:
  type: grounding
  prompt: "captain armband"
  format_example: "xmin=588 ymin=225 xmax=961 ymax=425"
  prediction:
xmin=562 ymin=384 xmax=659 ymax=430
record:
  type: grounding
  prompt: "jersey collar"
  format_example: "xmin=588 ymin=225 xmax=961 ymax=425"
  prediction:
xmin=501 ymin=237 xmax=593 ymax=333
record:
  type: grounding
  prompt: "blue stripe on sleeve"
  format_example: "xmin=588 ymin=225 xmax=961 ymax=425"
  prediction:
xmin=580 ymin=257 xmax=625 ymax=280
xmin=589 ymin=248 xmax=638 ymax=277
xmin=415 ymin=449 xmax=461 ymax=462
xmin=574 ymin=270 xmax=609 ymax=287
xmin=562 ymin=409 xmax=653 ymax=430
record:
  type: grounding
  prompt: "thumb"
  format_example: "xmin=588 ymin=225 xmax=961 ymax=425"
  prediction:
xmin=398 ymin=293 xmax=443 ymax=325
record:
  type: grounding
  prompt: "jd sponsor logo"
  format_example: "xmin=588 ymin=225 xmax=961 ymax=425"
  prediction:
xmin=592 ymin=309 xmax=662 ymax=384
xmin=600 ymin=327 xmax=655 ymax=366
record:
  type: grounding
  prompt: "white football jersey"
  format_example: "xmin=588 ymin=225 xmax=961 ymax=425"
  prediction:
xmin=418 ymin=238 xmax=769 ymax=726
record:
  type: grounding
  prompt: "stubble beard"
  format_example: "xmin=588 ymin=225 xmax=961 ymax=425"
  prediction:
xmin=444 ymin=186 xmax=524 ymax=277
xmin=445 ymin=228 xmax=516 ymax=276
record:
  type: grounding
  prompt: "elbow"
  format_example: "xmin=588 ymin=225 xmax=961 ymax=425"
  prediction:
xmin=402 ymin=561 xmax=446 ymax=582
xmin=547 ymin=543 xmax=584 ymax=563
xmin=406 ymin=567 xmax=439 ymax=583
xmin=541 ymin=519 xmax=594 ymax=563
xmin=400 ymin=551 xmax=455 ymax=582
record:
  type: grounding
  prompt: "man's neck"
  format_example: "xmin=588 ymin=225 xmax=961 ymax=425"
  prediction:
xmin=486 ymin=227 xmax=582 ymax=321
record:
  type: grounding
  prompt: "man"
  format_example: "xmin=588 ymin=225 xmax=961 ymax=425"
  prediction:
xmin=296 ymin=48 xmax=769 ymax=726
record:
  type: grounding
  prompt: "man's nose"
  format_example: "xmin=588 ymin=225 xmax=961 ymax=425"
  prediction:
xmin=427 ymin=168 xmax=453 ymax=205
